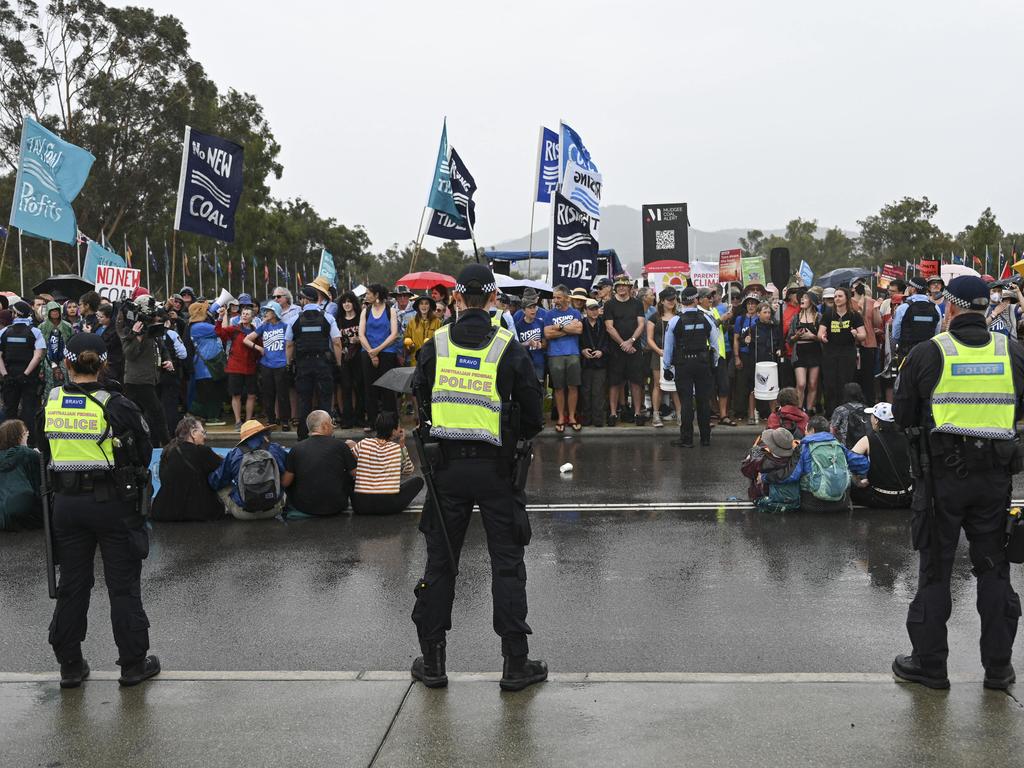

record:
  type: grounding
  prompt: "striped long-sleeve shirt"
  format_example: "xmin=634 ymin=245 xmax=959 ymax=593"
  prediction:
xmin=350 ymin=438 xmax=414 ymax=495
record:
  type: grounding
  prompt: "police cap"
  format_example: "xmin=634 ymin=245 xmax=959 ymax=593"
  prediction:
xmin=454 ymin=264 xmax=496 ymax=296
xmin=12 ymin=300 xmax=33 ymax=318
xmin=908 ymin=276 xmax=927 ymax=292
xmin=65 ymin=330 xmax=108 ymax=363
xmin=943 ymin=275 xmax=990 ymax=310
xmin=679 ymin=286 xmax=699 ymax=304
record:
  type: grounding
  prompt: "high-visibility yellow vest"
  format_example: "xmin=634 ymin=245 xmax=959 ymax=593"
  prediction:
xmin=706 ymin=306 xmax=726 ymax=359
xmin=430 ymin=325 xmax=514 ymax=446
xmin=489 ymin=310 xmax=502 ymax=328
xmin=931 ymin=331 xmax=1016 ymax=439
xmin=44 ymin=386 xmax=116 ymax=471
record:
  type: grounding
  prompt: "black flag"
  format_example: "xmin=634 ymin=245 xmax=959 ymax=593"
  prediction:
xmin=427 ymin=148 xmax=476 ymax=240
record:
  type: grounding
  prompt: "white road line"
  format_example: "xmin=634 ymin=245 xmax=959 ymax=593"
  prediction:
xmin=396 ymin=500 xmax=1024 ymax=514
xmin=0 ymin=671 xmax=984 ymax=684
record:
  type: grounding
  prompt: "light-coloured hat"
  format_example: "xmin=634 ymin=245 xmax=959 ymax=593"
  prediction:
xmin=306 ymin=276 xmax=333 ymax=298
xmin=864 ymin=402 xmax=894 ymax=423
xmin=761 ymin=427 xmax=796 ymax=457
xmin=237 ymin=419 xmax=272 ymax=445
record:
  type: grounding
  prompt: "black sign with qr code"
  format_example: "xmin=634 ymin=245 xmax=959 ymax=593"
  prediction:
xmin=641 ymin=203 xmax=689 ymax=265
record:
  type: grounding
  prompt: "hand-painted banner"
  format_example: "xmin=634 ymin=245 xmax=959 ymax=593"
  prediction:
xmin=426 ymin=119 xmax=461 ymax=219
xmin=535 ymin=126 xmax=559 ymax=203
xmin=719 ymin=249 xmax=742 ymax=283
xmin=549 ymin=191 xmax=598 ymax=292
xmin=561 ymin=160 xmax=601 ymax=236
xmin=318 ymin=249 xmax=337 ymax=286
xmin=95 ymin=265 xmax=141 ymax=304
xmin=919 ymin=259 xmax=939 ymax=278
xmin=173 ymin=126 xmax=244 ymax=242
xmin=82 ymin=240 xmax=126 ymax=283
xmin=9 ymin=117 xmax=95 ymax=244
xmin=740 ymin=256 xmax=767 ymax=286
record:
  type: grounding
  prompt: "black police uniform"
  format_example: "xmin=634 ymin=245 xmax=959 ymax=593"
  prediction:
xmin=897 ymin=299 xmax=940 ymax=360
xmin=1 ymin=320 xmax=42 ymax=443
xmin=671 ymin=308 xmax=715 ymax=447
xmin=291 ymin=306 xmax=334 ymax=440
xmin=43 ymin=379 xmax=157 ymax=687
xmin=411 ymin=306 xmax=544 ymax=686
xmin=893 ymin=310 xmax=1024 ymax=688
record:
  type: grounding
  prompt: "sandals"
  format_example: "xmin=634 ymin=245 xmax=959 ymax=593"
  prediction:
xmin=569 ymin=421 xmax=582 ymax=432
xmin=720 ymin=417 xmax=738 ymax=427
xmin=555 ymin=423 xmax=566 ymax=434
xmin=747 ymin=416 xmax=757 ymax=425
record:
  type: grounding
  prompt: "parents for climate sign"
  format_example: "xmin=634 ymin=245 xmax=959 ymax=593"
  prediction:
xmin=95 ymin=265 xmax=141 ymax=303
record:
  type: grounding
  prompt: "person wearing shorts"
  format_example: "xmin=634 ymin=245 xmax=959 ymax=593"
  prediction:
xmin=544 ymin=285 xmax=583 ymax=432
xmin=216 ymin=305 xmax=260 ymax=429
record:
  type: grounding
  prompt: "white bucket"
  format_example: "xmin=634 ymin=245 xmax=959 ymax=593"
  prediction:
xmin=754 ymin=361 xmax=780 ymax=401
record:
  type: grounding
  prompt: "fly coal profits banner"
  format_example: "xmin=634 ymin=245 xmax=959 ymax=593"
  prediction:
xmin=95 ymin=265 xmax=141 ymax=303
xmin=174 ymin=126 xmax=244 ymax=242
xmin=9 ymin=117 xmax=95 ymax=244
xmin=549 ymin=191 xmax=598 ymax=292
xmin=562 ymin=160 xmax=601 ymax=237
xmin=642 ymin=203 xmax=689 ymax=265
xmin=719 ymin=249 xmax=742 ymax=283
xmin=740 ymin=256 xmax=767 ymax=287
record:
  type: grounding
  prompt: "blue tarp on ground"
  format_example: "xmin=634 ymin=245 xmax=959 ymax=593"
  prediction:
xmin=149 ymin=446 xmax=232 ymax=495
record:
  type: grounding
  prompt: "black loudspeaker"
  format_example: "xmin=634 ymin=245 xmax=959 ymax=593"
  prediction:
xmin=491 ymin=259 xmax=511 ymax=276
xmin=770 ymin=247 xmax=791 ymax=290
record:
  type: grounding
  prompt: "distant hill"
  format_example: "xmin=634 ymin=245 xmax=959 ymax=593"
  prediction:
xmin=486 ymin=204 xmax=850 ymax=274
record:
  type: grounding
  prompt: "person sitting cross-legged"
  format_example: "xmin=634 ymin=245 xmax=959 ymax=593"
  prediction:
xmin=345 ymin=411 xmax=424 ymax=515
xmin=208 ymin=420 xmax=288 ymax=520
xmin=783 ymin=415 xmax=870 ymax=512
xmin=283 ymin=410 xmax=357 ymax=516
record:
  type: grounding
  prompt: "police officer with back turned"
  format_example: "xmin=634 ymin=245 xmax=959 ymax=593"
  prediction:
xmin=286 ymin=286 xmax=342 ymax=440
xmin=662 ymin=286 xmax=721 ymax=448
xmin=410 ymin=263 xmax=546 ymax=691
xmin=42 ymin=332 xmax=159 ymax=688
xmin=893 ymin=275 xmax=1024 ymax=690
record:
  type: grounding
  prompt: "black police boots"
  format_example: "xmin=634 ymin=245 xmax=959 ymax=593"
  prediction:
xmin=411 ymin=641 xmax=448 ymax=688
xmin=59 ymin=659 xmax=90 ymax=689
xmin=119 ymin=655 xmax=161 ymax=687
xmin=892 ymin=654 xmax=949 ymax=689
xmin=984 ymin=663 xmax=1016 ymax=690
xmin=500 ymin=655 xmax=548 ymax=692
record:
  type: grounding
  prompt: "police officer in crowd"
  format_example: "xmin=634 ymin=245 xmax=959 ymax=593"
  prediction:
xmin=410 ymin=263 xmax=546 ymax=692
xmin=286 ymin=285 xmax=342 ymax=440
xmin=662 ymin=286 xmax=721 ymax=448
xmin=892 ymin=276 xmax=941 ymax=365
xmin=0 ymin=300 xmax=46 ymax=445
xmin=42 ymin=332 xmax=160 ymax=688
xmin=893 ymin=275 xmax=1024 ymax=690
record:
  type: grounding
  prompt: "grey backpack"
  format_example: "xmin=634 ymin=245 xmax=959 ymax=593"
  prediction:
xmin=238 ymin=447 xmax=281 ymax=512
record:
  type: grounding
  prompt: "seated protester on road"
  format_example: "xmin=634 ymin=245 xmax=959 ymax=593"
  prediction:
xmin=216 ymin=305 xmax=259 ymax=429
xmin=150 ymin=416 xmax=225 ymax=522
xmin=766 ymin=386 xmax=808 ymax=438
xmin=784 ymin=415 xmax=870 ymax=512
xmin=0 ymin=419 xmax=42 ymax=531
xmin=283 ymin=410 xmax=356 ymax=516
xmin=346 ymin=411 xmax=424 ymax=516
xmin=741 ymin=427 xmax=800 ymax=513
xmin=849 ymin=402 xmax=913 ymax=509
xmin=829 ymin=382 xmax=870 ymax=448
xmin=208 ymin=420 xmax=288 ymax=521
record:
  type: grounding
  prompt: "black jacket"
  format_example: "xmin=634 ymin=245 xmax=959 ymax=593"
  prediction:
xmin=580 ymin=317 xmax=610 ymax=370
xmin=894 ymin=313 xmax=1024 ymax=430
xmin=413 ymin=308 xmax=544 ymax=442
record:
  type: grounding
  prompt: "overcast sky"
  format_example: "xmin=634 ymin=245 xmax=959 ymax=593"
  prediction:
xmin=119 ymin=0 xmax=1023 ymax=252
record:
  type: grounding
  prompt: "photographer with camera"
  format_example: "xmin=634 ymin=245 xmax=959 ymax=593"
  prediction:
xmin=117 ymin=295 xmax=171 ymax=447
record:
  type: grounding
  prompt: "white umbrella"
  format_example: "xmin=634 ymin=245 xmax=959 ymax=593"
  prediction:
xmin=940 ymin=264 xmax=980 ymax=283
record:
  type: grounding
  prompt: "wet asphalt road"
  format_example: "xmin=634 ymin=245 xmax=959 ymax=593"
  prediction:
xmin=2 ymin=432 xmax=1022 ymax=676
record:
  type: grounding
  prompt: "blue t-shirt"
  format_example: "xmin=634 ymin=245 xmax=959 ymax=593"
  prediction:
xmin=515 ymin=316 xmax=546 ymax=371
xmin=544 ymin=308 xmax=582 ymax=357
xmin=254 ymin=321 xmax=287 ymax=369
xmin=734 ymin=314 xmax=757 ymax=355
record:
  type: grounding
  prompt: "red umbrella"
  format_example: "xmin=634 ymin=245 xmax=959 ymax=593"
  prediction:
xmin=396 ymin=271 xmax=456 ymax=290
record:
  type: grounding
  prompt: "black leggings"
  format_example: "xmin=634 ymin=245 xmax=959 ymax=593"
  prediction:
xmin=351 ymin=476 xmax=424 ymax=515
xmin=821 ymin=345 xmax=857 ymax=417
xmin=361 ymin=351 xmax=398 ymax=426
xmin=259 ymin=366 xmax=290 ymax=424
xmin=125 ymin=383 xmax=170 ymax=447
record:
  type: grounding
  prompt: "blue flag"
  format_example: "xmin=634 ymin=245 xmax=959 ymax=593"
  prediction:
xmin=9 ymin=117 xmax=95 ymax=244
xmin=174 ymin=126 xmax=244 ymax=243
xmin=82 ymin=241 xmax=125 ymax=283
xmin=426 ymin=119 xmax=461 ymax=220
xmin=559 ymin=122 xmax=598 ymax=180
xmin=799 ymin=260 xmax=814 ymax=287
xmin=318 ymin=249 xmax=337 ymax=286
xmin=535 ymin=126 xmax=559 ymax=203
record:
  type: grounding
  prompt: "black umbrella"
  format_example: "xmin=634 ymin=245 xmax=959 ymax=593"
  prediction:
xmin=816 ymin=268 xmax=874 ymax=289
xmin=32 ymin=274 xmax=95 ymax=302
xmin=373 ymin=366 xmax=416 ymax=394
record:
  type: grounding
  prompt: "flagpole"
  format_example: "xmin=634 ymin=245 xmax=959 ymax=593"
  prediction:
xmin=76 ymin=238 xmax=81 ymax=275
xmin=181 ymin=245 xmax=187 ymax=289
xmin=214 ymin=247 xmax=219 ymax=294
xmin=164 ymin=239 xmax=170 ymax=299
xmin=48 ymin=240 xmax=53 ymax=276
xmin=198 ymin=250 xmax=204 ymax=297
xmin=527 ymin=203 xmax=537 ymax=279
xmin=240 ymin=253 xmax=245 ymax=295
xmin=145 ymin=237 xmax=151 ymax=292
xmin=410 ymin=207 xmax=428 ymax=273
xmin=253 ymin=257 xmax=258 ymax=300
xmin=18 ymin=228 xmax=24 ymax=297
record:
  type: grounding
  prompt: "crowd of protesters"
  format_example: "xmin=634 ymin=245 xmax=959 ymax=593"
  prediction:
xmin=2 ymin=264 xmax=1017 ymax=527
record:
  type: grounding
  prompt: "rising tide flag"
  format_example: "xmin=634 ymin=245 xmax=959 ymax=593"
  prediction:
xmin=9 ymin=117 xmax=95 ymax=244
xmin=558 ymin=122 xmax=598 ymax=180
xmin=174 ymin=126 xmax=244 ymax=242
xmin=548 ymin=191 xmax=598 ymax=293
xmin=427 ymin=147 xmax=476 ymax=241
xmin=426 ymin=119 xmax=461 ymax=220
xmin=535 ymin=126 xmax=559 ymax=203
